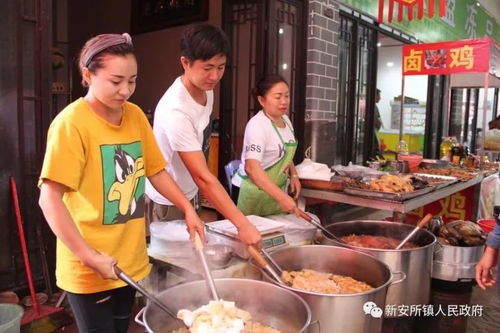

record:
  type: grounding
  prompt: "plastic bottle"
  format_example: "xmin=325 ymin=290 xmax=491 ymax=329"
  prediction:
xmin=440 ymin=137 xmax=453 ymax=159
xmin=397 ymin=140 xmax=409 ymax=155
xmin=450 ymin=137 xmax=462 ymax=164
xmin=450 ymin=145 xmax=462 ymax=164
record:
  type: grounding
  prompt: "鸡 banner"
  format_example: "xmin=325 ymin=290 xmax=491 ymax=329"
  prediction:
xmin=402 ymin=38 xmax=491 ymax=75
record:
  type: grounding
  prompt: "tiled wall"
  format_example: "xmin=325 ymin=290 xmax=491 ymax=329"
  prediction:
xmin=306 ymin=0 xmax=339 ymax=121
xmin=304 ymin=0 xmax=340 ymax=164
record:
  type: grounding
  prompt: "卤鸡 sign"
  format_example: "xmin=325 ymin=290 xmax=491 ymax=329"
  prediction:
xmin=402 ymin=38 xmax=491 ymax=75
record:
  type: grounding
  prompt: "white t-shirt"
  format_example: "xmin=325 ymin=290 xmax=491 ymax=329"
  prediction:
xmin=145 ymin=76 xmax=213 ymax=204
xmin=232 ymin=111 xmax=295 ymax=187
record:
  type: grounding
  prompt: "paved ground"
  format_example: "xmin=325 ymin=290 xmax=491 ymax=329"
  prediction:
xmin=467 ymin=285 xmax=500 ymax=332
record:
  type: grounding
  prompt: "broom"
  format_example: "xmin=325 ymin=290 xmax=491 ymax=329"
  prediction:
xmin=10 ymin=176 xmax=64 ymax=325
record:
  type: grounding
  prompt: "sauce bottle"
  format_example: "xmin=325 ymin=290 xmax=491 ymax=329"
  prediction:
xmin=440 ymin=137 xmax=453 ymax=160
xmin=450 ymin=144 xmax=463 ymax=164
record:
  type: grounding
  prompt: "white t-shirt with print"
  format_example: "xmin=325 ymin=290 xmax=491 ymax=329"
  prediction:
xmin=232 ymin=110 xmax=295 ymax=187
xmin=145 ymin=76 xmax=213 ymax=204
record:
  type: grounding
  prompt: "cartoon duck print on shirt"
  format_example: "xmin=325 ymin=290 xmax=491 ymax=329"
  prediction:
xmin=101 ymin=142 xmax=145 ymax=225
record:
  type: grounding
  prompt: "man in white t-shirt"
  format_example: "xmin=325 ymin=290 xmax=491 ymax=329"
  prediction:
xmin=145 ymin=24 xmax=261 ymax=246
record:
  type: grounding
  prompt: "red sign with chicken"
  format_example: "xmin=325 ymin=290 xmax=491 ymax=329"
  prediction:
xmin=402 ymin=38 xmax=491 ymax=75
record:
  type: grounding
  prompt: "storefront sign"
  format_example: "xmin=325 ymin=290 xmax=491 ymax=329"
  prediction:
xmin=408 ymin=185 xmax=476 ymax=223
xmin=378 ymin=0 xmax=446 ymax=23
xmin=402 ymin=38 xmax=491 ymax=75
xmin=339 ymin=0 xmax=500 ymax=43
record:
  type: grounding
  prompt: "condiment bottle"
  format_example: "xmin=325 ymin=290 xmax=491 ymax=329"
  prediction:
xmin=450 ymin=143 xmax=463 ymax=164
xmin=397 ymin=140 xmax=409 ymax=155
xmin=440 ymin=137 xmax=452 ymax=160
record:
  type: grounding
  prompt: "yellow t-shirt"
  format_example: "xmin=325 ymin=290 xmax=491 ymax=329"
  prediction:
xmin=39 ymin=98 xmax=166 ymax=293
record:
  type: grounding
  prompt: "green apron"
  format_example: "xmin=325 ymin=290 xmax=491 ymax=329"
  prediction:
xmin=237 ymin=117 xmax=297 ymax=216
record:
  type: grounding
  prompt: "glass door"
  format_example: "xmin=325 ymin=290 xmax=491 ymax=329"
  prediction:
xmin=449 ymin=87 xmax=498 ymax=153
xmin=220 ymin=0 xmax=306 ymax=177
xmin=336 ymin=13 xmax=377 ymax=165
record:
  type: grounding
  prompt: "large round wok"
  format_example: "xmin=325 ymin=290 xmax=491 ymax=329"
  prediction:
xmin=136 ymin=278 xmax=312 ymax=333
xmin=260 ymin=245 xmax=403 ymax=333
xmin=320 ymin=220 xmax=436 ymax=315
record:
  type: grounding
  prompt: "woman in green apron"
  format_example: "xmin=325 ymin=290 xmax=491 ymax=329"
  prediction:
xmin=231 ymin=75 xmax=301 ymax=216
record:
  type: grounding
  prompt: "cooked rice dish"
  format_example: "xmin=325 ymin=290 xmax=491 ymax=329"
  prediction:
xmin=172 ymin=300 xmax=280 ymax=333
xmin=281 ymin=269 xmax=373 ymax=294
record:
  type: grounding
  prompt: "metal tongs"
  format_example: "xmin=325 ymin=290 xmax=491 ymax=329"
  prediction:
xmin=114 ymin=266 xmax=187 ymax=328
xmin=247 ymin=245 xmax=286 ymax=285
xmin=194 ymin=233 xmax=220 ymax=301
xmin=295 ymin=209 xmax=348 ymax=244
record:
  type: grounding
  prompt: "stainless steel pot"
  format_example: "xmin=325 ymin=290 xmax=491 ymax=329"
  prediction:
xmin=136 ymin=278 xmax=312 ymax=333
xmin=432 ymin=243 xmax=484 ymax=281
xmin=320 ymin=220 xmax=436 ymax=316
xmin=261 ymin=245 xmax=402 ymax=333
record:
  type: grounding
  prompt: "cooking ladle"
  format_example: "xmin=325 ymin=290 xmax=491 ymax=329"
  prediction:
xmin=194 ymin=232 xmax=220 ymax=301
xmin=395 ymin=213 xmax=433 ymax=250
xmin=247 ymin=245 xmax=285 ymax=285
xmin=296 ymin=208 xmax=348 ymax=244
xmin=113 ymin=266 xmax=187 ymax=328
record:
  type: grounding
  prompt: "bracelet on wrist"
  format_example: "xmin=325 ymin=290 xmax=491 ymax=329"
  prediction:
xmin=291 ymin=174 xmax=299 ymax=178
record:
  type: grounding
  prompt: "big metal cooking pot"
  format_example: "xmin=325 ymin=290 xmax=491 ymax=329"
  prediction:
xmin=136 ymin=278 xmax=312 ymax=333
xmin=261 ymin=245 xmax=402 ymax=333
xmin=320 ymin=220 xmax=436 ymax=316
xmin=432 ymin=243 xmax=484 ymax=281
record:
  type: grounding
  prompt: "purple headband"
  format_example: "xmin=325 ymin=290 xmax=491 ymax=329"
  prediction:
xmin=83 ymin=33 xmax=133 ymax=68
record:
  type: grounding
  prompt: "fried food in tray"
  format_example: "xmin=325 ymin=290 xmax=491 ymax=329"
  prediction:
xmin=281 ymin=269 xmax=373 ymax=294
xmin=345 ymin=175 xmax=415 ymax=193
xmin=416 ymin=167 xmax=477 ymax=181
xmin=369 ymin=174 xmax=414 ymax=193
xmin=478 ymin=161 xmax=500 ymax=171
xmin=344 ymin=174 xmax=432 ymax=201
xmin=347 ymin=174 xmax=428 ymax=193
xmin=411 ymin=173 xmax=458 ymax=189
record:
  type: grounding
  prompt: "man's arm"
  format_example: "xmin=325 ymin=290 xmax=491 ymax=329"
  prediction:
xmin=178 ymin=151 xmax=261 ymax=245
xmin=148 ymin=170 xmax=205 ymax=242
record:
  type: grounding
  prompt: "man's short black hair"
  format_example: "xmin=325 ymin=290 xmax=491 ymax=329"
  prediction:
xmin=376 ymin=88 xmax=381 ymax=94
xmin=180 ymin=24 xmax=230 ymax=62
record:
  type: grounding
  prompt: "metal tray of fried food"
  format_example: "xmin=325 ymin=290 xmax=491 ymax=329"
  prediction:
xmin=344 ymin=185 xmax=434 ymax=201
xmin=412 ymin=173 xmax=459 ymax=190
xmin=416 ymin=168 xmax=478 ymax=182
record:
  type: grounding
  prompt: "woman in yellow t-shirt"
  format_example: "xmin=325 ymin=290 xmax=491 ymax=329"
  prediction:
xmin=38 ymin=33 xmax=205 ymax=333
